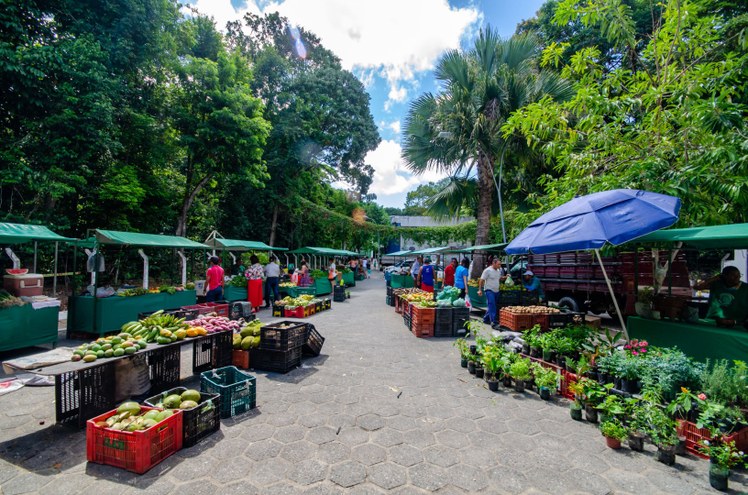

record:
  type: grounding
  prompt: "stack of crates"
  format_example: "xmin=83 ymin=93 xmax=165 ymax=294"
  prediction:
xmin=250 ymin=320 xmax=306 ymax=373
xmin=434 ymin=308 xmax=453 ymax=337
xmin=452 ymin=307 xmax=470 ymax=335
xmin=200 ymin=366 xmax=256 ymax=418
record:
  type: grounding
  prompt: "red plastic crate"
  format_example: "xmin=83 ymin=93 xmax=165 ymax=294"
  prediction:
xmin=232 ymin=350 xmax=250 ymax=369
xmin=283 ymin=307 xmax=305 ymax=318
xmin=499 ymin=310 xmax=534 ymax=331
xmin=411 ymin=306 xmax=436 ymax=324
xmin=411 ymin=321 xmax=434 ymax=338
xmin=559 ymin=370 xmax=578 ymax=400
xmin=533 ymin=314 xmax=549 ymax=330
xmin=86 ymin=406 xmax=183 ymax=474
xmin=676 ymin=420 xmax=748 ymax=459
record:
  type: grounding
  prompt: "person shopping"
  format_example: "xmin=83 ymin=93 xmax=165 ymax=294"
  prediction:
xmin=444 ymin=258 xmax=457 ymax=287
xmin=245 ymin=255 xmax=265 ymax=312
xmin=454 ymin=258 xmax=469 ymax=299
xmin=205 ymin=256 xmax=225 ymax=302
xmin=419 ymin=257 xmax=435 ymax=292
xmin=264 ymin=255 xmax=281 ymax=308
xmin=478 ymin=257 xmax=506 ymax=327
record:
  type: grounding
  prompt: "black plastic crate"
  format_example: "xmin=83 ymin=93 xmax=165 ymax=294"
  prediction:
xmin=260 ymin=321 xmax=307 ymax=351
xmin=144 ymin=387 xmax=221 ymax=448
xmin=250 ymin=347 xmax=302 ymax=373
xmin=148 ymin=345 xmax=181 ymax=393
xmin=436 ymin=307 xmax=453 ymax=324
xmin=303 ymin=324 xmax=325 ymax=357
xmin=323 ymin=298 xmax=332 ymax=310
xmin=403 ymin=313 xmax=412 ymax=331
xmin=548 ymin=312 xmax=573 ymax=328
xmin=55 ymin=363 xmax=116 ymax=429
xmin=498 ymin=291 xmax=522 ymax=306
xmin=434 ymin=319 xmax=454 ymax=338
xmin=386 ymin=286 xmax=393 ymax=297
xmin=228 ymin=301 xmax=254 ymax=321
xmin=192 ymin=331 xmax=233 ymax=373
xmin=452 ymin=307 xmax=470 ymax=335
xmin=386 ymin=295 xmax=393 ymax=306
xmin=200 ymin=366 xmax=256 ymax=418
xmin=333 ymin=286 xmax=346 ymax=302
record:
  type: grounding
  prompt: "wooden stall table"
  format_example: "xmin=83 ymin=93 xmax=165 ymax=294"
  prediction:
xmin=628 ymin=315 xmax=748 ymax=362
xmin=19 ymin=330 xmax=232 ymax=428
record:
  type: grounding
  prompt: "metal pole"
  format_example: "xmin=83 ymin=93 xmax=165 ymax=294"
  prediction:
xmin=33 ymin=241 xmax=38 ymax=272
xmin=53 ymin=242 xmax=59 ymax=295
xmin=595 ymin=249 xmax=628 ymax=340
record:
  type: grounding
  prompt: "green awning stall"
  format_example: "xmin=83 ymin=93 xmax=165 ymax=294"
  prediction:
xmin=629 ymin=223 xmax=748 ymax=362
xmin=204 ymin=238 xmax=288 ymax=251
xmin=68 ymin=229 xmax=205 ymax=336
xmin=0 ymin=222 xmax=72 ymax=351
xmin=458 ymin=243 xmax=508 ymax=253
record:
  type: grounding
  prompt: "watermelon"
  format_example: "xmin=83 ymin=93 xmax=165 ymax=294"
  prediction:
xmin=5 ymin=268 xmax=28 ymax=275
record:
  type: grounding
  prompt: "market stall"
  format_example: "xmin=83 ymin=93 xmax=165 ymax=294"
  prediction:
xmin=287 ymin=246 xmax=359 ymax=295
xmin=67 ymin=230 xmax=205 ymax=336
xmin=203 ymin=235 xmax=287 ymax=302
xmin=628 ymin=222 xmax=748 ymax=361
xmin=0 ymin=222 xmax=74 ymax=351
xmin=460 ymin=243 xmax=508 ymax=310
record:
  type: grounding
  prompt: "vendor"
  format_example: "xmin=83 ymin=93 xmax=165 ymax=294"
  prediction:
xmin=205 ymin=256 xmax=225 ymax=302
xmin=522 ymin=270 xmax=545 ymax=303
xmin=695 ymin=266 xmax=748 ymax=327
xmin=418 ymin=257 xmax=435 ymax=292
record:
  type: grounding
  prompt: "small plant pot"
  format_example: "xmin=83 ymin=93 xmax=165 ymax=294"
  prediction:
xmin=555 ymin=355 xmax=566 ymax=368
xmin=628 ymin=433 xmax=645 ymax=452
xmin=502 ymin=376 xmax=512 ymax=388
xmin=570 ymin=405 xmax=583 ymax=421
xmin=674 ymin=436 xmax=687 ymax=455
xmin=539 ymin=386 xmax=551 ymax=401
xmin=521 ymin=343 xmax=530 ymax=355
xmin=584 ymin=404 xmax=599 ymax=423
xmin=530 ymin=347 xmax=541 ymax=358
xmin=655 ymin=445 xmax=676 ymax=466
xmin=613 ymin=377 xmax=623 ymax=390
xmin=460 ymin=357 xmax=468 ymax=368
xmin=475 ymin=367 xmax=485 ymax=379
xmin=604 ymin=436 xmax=622 ymax=449
xmin=487 ymin=380 xmax=499 ymax=392
xmin=621 ymin=378 xmax=641 ymax=394
xmin=467 ymin=361 xmax=476 ymax=374
xmin=469 ymin=345 xmax=477 ymax=355
xmin=513 ymin=379 xmax=525 ymax=393
xmin=709 ymin=465 xmax=730 ymax=492
xmin=542 ymin=349 xmax=554 ymax=362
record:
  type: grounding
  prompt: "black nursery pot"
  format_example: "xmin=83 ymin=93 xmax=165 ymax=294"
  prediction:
xmin=522 ymin=343 xmax=530 ymax=355
xmin=487 ymin=380 xmax=499 ymax=392
xmin=570 ymin=405 xmax=583 ymax=421
xmin=469 ymin=345 xmax=477 ymax=355
xmin=475 ymin=367 xmax=485 ymax=379
xmin=468 ymin=361 xmax=476 ymax=374
xmin=655 ymin=445 xmax=676 ymax=466
xmin=539 ymin=387 xmax=551 ymax=400
xmin=584 ymin=404 xmax=599 ymax=423
xmin=513 ymin=379 xmax=525 ymax=393
xmin=461 ymin=357 xmax=468 ymax=368
xmin=502 ymin=376 xmax=513 ymax=388
xmin=628 ymin=434 xmax=645 ymax=452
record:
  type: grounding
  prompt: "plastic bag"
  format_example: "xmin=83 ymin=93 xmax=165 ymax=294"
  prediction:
xmin=504 ymin=275 xmax=515 ymax=287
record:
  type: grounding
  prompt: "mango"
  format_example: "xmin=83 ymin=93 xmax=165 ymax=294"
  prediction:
xmin=241 ymin=336 xmax=253 ymax=350
xmin=156 ymin=409 xmax=174 ymax=422
xmin=104 ymin=349 xmax=114 ymax=358
xmin=163 ymin=394 xmax=182 ymax=409
xmin=181 ymin=389 xmax=201 ymax=402
xmin=83 ymin=354 xmax=97 ymax=363
xmin=117 ymin=401 xmax=141 ymax=415
xmin=179 ymin=400 xmax=198 ymax=410
xmin=113 ymin=348 xmax=125 ymax=357
xmin=175 ymin=330 xmax=186 ymax=340
xmin=124 ymin=346 xmax=137 ymax=355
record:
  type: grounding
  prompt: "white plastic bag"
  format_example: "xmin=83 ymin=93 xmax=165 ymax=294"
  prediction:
xmin=114 ymin=355 xmax=151 ymax=401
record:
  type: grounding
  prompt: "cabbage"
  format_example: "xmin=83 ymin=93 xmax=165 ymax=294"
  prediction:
xmin=452 ymin=298 xmax=465 ymax=307
xmin=437 ymin=299 xmax=452 ymax=307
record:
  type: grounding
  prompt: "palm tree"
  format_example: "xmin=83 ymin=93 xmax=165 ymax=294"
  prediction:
xmin=402 ymin=29 xmax=573 ymax=277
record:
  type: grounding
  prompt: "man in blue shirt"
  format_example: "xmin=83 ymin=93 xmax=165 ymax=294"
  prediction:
xmin=522 ymin=270 xmax=545 ymax=302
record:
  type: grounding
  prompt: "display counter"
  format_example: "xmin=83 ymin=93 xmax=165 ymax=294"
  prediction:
xmin=390 ymin=274 xmax=415 ymax=289
xmin=467 ymin=286 xmax=487 ymax=309
xmin=224 ymin=286 xmax=248 ymax=302
xmin=68 ymin=290 xmax=197 ymax=336
xmin=628 ymin=316 xmax=748 ymax=362
xmin=313 ymin=278 xmax=332 ymax=296
xmin=279 ymin=286 xmax=316 ymax=298
xmin=342 ymin=272 xmax=355 ymax=287
xmin=0 ymin=304 xmax=59 ymax=352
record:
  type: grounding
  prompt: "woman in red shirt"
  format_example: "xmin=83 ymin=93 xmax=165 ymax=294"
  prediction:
xmin=205 ymin=256 xmax=225 ymax=302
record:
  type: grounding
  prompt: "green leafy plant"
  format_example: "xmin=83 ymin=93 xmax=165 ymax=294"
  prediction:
xmin=580 ymin=378 xmax=607 ymax=406
xmin=522 ymin=326 xmax=543 ymax=349
xmin=700 ymin=359 xmax=748 ymax=408
xmin=509 ymin=358 xmax=532 ymax=381
xmin=666 ymin=387 xmax=705 ymax=419
xmin=596 ymin=392 xmax=626 ymax=419
xmin=698 ymin=440 xmax=748 ymax=470
xmin=696 ymin=402 xmax=746 ymax=436
xmin=600 ymin=420 xmax=627 ymax=441
xmin=453 ymin=338 xmax=470 ymax=360
xmin=481 ymin=345 xmax=504 ymax=380
xmin=532 ymin=364 xmax=559 ymax=390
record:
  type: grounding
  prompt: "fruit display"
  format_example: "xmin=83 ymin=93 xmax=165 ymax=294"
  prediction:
xmin=92 ymin=401 xmax=178 ymax=431
xmin=234 ymin=319 xmax=263 ymax=350
xmin=502 ymin=305 xmax=561 ymax=315
xmin=279 ymin=282 xmax=297 ymax=288
xmin=276 ymin=294 xmax=319 ymax=308
xmin=71 ymin=333 xmax=147 ymax=362
xmin=148 ymin=389 xmax=209 ymax=412
xmin=500 ymin=284 xmax=525 ymax=292
xmin=187 ymin=315 xmax=242 ymax=334
xmin=0 ymin=289 xmax=25 ymax=309
xmin=121 ymin=310 xmax=190 ymax=344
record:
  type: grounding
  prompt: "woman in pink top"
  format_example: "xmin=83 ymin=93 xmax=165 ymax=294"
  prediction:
xmin=205 ymin=256 xmax=225 ymax=302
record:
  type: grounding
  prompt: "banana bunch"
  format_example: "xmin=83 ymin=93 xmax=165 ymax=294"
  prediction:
xmin=121 ymin=310 xmax=189 ymax=344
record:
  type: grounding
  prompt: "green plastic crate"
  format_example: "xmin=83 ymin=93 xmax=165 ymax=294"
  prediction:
xmin=200 ymin=366 xmax=256 ymax=419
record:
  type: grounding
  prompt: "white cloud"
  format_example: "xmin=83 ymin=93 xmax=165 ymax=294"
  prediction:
xmin=366 ymin=140 xmax=446 ymax=196
xmin=188 ymin=0 xmax=479 ymax=108
xmin=388 ymin=121 xmax=401 ymax=134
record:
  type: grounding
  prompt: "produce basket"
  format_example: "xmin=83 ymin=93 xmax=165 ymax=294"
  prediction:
xmin=260 ymin=321 xmax=307 ymax=351
xmin=499 ymin=310 xmax=534 ymax=331
xmin=303 ymin=324 xmax=325 ymax=357
xmin=434 ymin=308 xmax=453 ymax=337
xmin=322 ymin=297 xmax=332 ymax=310
xmin=676 ymin=420 xmax=748 ymax=459
xmin=250 ymin=347 xmax=302 ymax=373
xmin=272 ymin=303 xmax=284 ymax=317
xmin=452 ymin=307 xmax=470 ymax=335
xmin=144 ymin=387 xmax=221 ymax=448
xmin=148 ymin=345 xmax=181 ymax=393
xmin=86 ymin=406 xmax=183 ymax=474
xmin=200 ymin=366 xmax=256 ymax=418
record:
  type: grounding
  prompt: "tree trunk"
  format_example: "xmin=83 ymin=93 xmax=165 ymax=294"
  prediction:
xmin=471 ymin=152 xmax=494 ymax=279
xmin=268 ymin=203 xmax=279 ymax=246
xmin=176 ymin=173 xmax=212 ymax=237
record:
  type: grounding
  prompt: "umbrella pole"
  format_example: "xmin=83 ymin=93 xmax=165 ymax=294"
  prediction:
xmin=594 ymin=249 xmax=628 ymax=340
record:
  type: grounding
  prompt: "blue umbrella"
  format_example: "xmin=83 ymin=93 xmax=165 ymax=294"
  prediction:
xmin=506 ymin=189 xmax=681 ymax=337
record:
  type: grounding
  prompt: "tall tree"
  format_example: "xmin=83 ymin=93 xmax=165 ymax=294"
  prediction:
xmin=402 ymin=29 xmax=573 ymax=276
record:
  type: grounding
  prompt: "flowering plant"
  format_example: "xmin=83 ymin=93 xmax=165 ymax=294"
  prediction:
xmin=624 ymin=339 xmax=648 ymax=357
xmin=666 ymin=387 xmax=706 ymax=419
xmin=699 ymin=439 xmax=747 ymax=470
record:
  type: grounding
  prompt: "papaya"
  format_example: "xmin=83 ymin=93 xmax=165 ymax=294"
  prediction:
xmin=233 ymin=334 xmax=242 ymax=349
xmin=117 ymin=401 xmax=141 ymax=415
xmin=240 ymin=326 xmax=253 ymax=338
xmin=179 ymin=400 xmax=198 ymax=409
xmin=138 ymin=340 xmax=148 ymax=349
xmin=175 ymin=330 xmax=186 ymax=340
xmin=155 ymin=410 xmax=174 ymax=422
xmin=252 ymin=336 xmax=261 ymax=348
xmin=186 ymin=328 xmax=198 ymax=338
xmin=143 ymin=410 xmax=161 ymax=421
xmin=156 ymin=336 xmax=171 ymax=345
xmin=124 ymin=346 xmax=137 ymax=355
xmin=113 ymin=348 xmax=125 ymax=357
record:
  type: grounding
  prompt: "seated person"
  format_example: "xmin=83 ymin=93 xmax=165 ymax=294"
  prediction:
xmin=522 ymin=270 xmax=545 ymax=303
xmin=695 ymin=266 xmax=748 ymax=327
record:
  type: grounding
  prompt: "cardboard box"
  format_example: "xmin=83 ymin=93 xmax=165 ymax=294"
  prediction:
xmin=585 ymin=315 xmax=602 ymax=328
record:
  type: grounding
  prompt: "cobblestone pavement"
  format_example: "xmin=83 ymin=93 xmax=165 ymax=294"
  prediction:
xmin=0 ymin=273 xmax=745 ymax=494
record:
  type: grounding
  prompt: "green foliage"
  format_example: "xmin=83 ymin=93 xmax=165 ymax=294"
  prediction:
xmin=600 ymin=419 xmax=628 ymax=440
xmin=509 ymin=358 xmax=532 ymax=381
xmin=700 ymin=359 xmax=748 ymax=408
xmin=532 ymin=363 xmax=559 ymax=389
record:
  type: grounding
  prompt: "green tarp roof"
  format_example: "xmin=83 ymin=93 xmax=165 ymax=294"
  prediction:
xmin=410 ymin=246 xmax=450 ymax=255
xmin=635 ymin=223 xmax=748 ymax=249
xmin=459 ymin=242 xmax=508 ymax=253
xmin=288 ymin=246 xmax=358 ymax=256
xmin=94 ymin=229 xmax=208 ymax=249
xmin=205 ymin=238 xmax=287 ymax=251
xmin=385 ymin=250 xmax=412 ymax=256
xmin=0 ymin=223 xmax=74 ymax=244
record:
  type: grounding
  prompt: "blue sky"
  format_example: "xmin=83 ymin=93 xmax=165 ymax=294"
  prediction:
xmin=188 ymin=0 xmax=547 ymax=207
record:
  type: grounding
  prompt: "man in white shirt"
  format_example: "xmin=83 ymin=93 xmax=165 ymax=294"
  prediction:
xmin=411 ymin=257 xmax=422 ymax=284
xmin=264 ymin=256 xmax=281 ymax=308
xmin=478 ymin=257 xmax=506 ymax=327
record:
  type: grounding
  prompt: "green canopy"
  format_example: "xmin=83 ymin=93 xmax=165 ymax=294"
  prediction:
xmin=636 ymin=223 xmax=748 ymax=250
xmin=385 ymin=249 xmax=412 ymax=256
xmin=94 ymin=229 xmax=208 ymax=249
xmin=288 ymin=246 xmax=357 ymax=256
xmin=0 ymin=222 xmax=74 ymax=244
xmin=205 ymin=238 xmax=287 ymax=251
xmin=459 ymin=242 xmax=508 ymax=253
xmin=410 ymin=246 xmax=450 ymax=255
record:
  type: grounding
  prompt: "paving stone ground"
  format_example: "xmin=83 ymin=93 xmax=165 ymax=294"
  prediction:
xmin=0 ymin=272 xmax=746 ymax=494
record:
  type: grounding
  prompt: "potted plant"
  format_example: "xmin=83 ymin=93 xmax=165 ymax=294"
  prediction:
xmin=595 ymin=390 xmax=624 ymax=424
xmin=539 ymin=333 xmax=556 ymax=363
xmin=500 ymin=353 xmax=515 ymax=388
xmin=522 ymin=325 xmax=542 ymax=357
xmin=509 ymin=358 xmax=532 ymax=393
xmin=626 ymin=402 xmax=648 ymax=452
xmin=453 ymin=338 xmax=470 ymax=368
xmin=600 ymin=420 xmax=627 ymax=449
xmin=532 ymin=364 xmax=559 ymax=401
xmin=635 ymin=286 xmax=654 ymax=318
xmin=473 ymin=332 xmax=488 ymax=379
xmin=580 ymin=378 xmax=607 ymax=424
xmin=699 ymin=439 xmax=748 ymax=491
xmin=647 ymin=408 xmax=679 ymax=466
xmin=568 ymin=379 xmax=585 ymax=421
xmin=467 ymin=352 xmax=477 ymax=374
xmin=481 ymin=345 xmax=503 ymax=392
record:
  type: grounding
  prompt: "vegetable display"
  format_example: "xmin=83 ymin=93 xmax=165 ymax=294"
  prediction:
xmin=502 ymin=305 xmax=561 ymax=315
xmin=0 ymin=290 xmax=25 ymax=309
xmin=93 ymin=401 xmax=179 ymax=432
